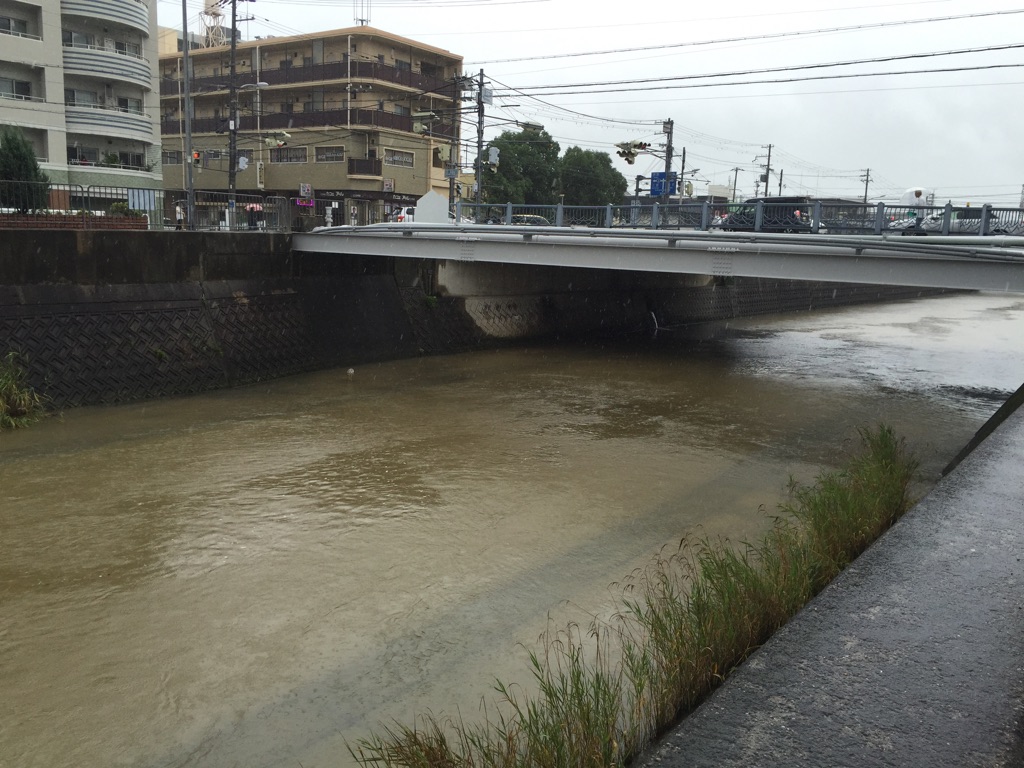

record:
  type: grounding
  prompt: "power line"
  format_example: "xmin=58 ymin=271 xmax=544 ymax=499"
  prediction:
xmin=499 ymin=43 xmax=1024 ymax=94
xmin=470 ymin=8 xmax=1024 ymax=65
xmin=497 ymin=62 xmax=1024 ymax=97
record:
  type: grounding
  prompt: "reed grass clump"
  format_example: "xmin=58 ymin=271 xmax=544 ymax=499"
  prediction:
xmin=0 ymin=351 xmax=48 ymax=430
xmin=350 ymin=425 xmax=918 ymax=768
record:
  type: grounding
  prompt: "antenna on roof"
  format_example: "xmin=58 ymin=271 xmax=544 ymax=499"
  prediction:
xmin=354 ymin=0 xmax=371 ymax=26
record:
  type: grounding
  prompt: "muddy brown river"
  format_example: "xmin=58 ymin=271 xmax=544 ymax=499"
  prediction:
xmin=2 ymin=292 xmax=1022 ymax=767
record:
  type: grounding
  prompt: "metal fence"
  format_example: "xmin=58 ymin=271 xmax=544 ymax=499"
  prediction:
xmin=0 ymin=180 xmax=296 ymax=232
xmin=0 ymin=180 xmax=169 ymax=230
xmin=175 ymin=191 xmax=290 ymax=232
xmin=454 ymin=200 xmax=1024 ymax=236
xmin=6 ymin=179 xmax=1020 ymax=237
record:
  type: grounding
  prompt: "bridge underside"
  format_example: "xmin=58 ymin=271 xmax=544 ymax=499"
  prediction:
xmin=294 ymin=225 xmax=1024 ymax=294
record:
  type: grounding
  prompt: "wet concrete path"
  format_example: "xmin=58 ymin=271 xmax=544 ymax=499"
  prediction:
xmin=637 ymin=400 xmax=1024 ymax=768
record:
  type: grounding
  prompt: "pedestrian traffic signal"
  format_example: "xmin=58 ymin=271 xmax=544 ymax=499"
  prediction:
xmin=192 ymin=149 xmax=201 ymax=166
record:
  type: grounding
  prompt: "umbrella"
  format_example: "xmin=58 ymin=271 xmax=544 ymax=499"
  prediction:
xmin=245 ymin=203 xmax=263 ymax=212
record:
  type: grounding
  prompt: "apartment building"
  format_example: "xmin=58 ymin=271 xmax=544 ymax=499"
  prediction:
xmin=158 ymin=26 xmax=464 ymax=222
xmin=0 ymin=0 xmax=162 ymax=189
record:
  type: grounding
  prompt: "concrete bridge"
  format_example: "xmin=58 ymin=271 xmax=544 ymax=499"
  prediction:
xmin=294 ymin=225 xmax=1024 ymax=294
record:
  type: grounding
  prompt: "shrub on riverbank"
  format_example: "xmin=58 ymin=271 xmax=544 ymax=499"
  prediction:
xmin=0 ymin=352 xmax=47 ymax=429
xmin=350 ymin=425 xmax=918 ymax=768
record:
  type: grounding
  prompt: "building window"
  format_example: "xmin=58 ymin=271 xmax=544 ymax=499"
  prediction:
xmin=69 ymin=146 xmax=99 ymax=164
xmin=61 ymin=29 xmax=94 ymax=47
xmin=119 ymin=151 xmax=144 ymax=168
xmin=270 ymin=146 xmax=307 ymax=163
xmin=64 ymin=88 xmax=98 ymax=106
xmin=281 ymin=102 xmax=294 ymax=114
xmin=395 ymin=59 xmax=411 ymax=72
xmin=162 ymin=149 xmax=183 ymax=165
xmin=315 ymin=146 xmax=345 ymax=162
xmin=0 ymin=78 xmax=31 ymax=99
xmin=115 ymin=40 xmax=142 ymax=58
xmin=384 ymin=148 xmax=414 ymax=168
xmin=1 ymin=16 xmax=29 ymax=35
xmin=117 ymin=97 xmax=143 ymax=114
xmin=394 ymin=105 xmax=410 ymax=116
xmin=238 ymin=149 xmax=254 ymax=162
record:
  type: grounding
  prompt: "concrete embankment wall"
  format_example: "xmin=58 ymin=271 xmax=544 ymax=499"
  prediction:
xmin=1 ymin=231 xmax=944 ymax=408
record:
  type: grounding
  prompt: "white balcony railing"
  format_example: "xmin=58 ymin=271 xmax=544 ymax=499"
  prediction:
xmin=60 ymin=0 xmax=150 ymax=35
xmin=0 ymin=28 xmax=43 ymax=42
xmin=63 ymin=45 xmax=152 ymax=88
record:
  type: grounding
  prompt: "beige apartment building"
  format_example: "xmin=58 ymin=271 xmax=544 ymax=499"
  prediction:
xmin=0 ymin=0 xmax=162 ymax=192
xmin=158 ymin=25 xmax=464 ymax=223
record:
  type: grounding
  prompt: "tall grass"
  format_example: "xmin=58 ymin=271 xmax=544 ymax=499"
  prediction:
xmin=349 ymin=425 xmax=918 ymax=768
xmin=0 ymin=351 xmax=47 ymax=429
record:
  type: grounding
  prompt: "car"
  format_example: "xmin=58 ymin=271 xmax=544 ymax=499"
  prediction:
xmin=892 ymin=208 xmax=1013 ymax=236
xmin=720 ymin=197 xmax=813 ymax=233
xmin=390 ymin=206 xmax=415 ymax=222
xmin=511 ymin=214 xmax=550 ymax=226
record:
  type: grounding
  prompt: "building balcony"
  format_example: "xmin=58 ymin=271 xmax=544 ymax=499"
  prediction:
xmin=160 ymin=108 xmax=457 ymax=140
xmin=65 ymin=103 xmax=155 ymax=143
xmin=61 ymin=0 xmax=150 ymax=36
xmin=348 ymin=158 xmax=382 ymax=176
xmin=63 ymin=45 xmax=152 ymax=89
xmin=159 ymin=59 xmax=456 ymax=98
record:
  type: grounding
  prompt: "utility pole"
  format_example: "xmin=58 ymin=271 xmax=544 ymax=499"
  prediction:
xmin=861 ymin=168 xmax=872 ymax=203
xmin=761 ymin=144 xmax=773 ymax=198
xmin=730 ymin=167 xmax=742 ymax=202
xmin=227 ymin=0 xmax=238 ymax=197
xmin=778 ymin=169 xmax=783 ymax=196
xmin=227 ymin=0 xmax=253 ymax=210
xmin=474 ymin=69 xmax=484 ymax=206
xmin=181 ymin=0 xmax=195 ymax=229
xmin=662 ymin=119 xmax=674 ymax=203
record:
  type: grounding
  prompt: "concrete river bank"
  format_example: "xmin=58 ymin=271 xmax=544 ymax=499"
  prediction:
xmin=2 ymin=292 xmax=1023 ymax=767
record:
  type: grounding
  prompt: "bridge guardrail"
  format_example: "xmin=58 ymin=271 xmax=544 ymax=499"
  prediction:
xmin=451 ymin=200 xmax=1024 ymax=237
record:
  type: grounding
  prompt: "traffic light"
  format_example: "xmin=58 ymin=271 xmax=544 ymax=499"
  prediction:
xmin=615 ymin=140 xmax=651 ymax=164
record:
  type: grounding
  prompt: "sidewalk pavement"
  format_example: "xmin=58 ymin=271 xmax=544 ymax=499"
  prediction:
xmin=635 ymin=404 xmax=1024 ymax=768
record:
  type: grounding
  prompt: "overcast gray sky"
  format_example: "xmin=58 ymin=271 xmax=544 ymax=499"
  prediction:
xmin=160 ymin=0 xmax=1024 ymax=204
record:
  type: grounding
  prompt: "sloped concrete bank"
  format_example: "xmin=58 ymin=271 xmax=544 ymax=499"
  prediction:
xmin=1 ymin=231 xmax=947 ymax=408
xmin=635 ymin=395 xmax=1024 ymax=768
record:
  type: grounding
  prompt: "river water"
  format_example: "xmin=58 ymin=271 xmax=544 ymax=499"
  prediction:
xmin=2 ymin=292 xmax=1023 ymax=768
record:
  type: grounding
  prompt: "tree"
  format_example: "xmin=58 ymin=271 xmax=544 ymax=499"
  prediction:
xmin=0 ymin=126 xmax=49 ymax=212
xmin=559 ymin=147 xmax=629 ymax=206
xmin=482 ymin=129 xmax=560 ymax=205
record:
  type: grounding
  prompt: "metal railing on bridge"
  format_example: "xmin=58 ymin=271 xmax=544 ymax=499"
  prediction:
xmin=453 ymin=200 xmax=1024 ymax=237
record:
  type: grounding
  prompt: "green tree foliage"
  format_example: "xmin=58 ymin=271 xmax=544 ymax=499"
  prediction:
xmin=559 ymin=146 xmax=629 ymax=206
xmin=483 ymin=129 xmax=560 ymax=204
xmin=0 ymin=126 xmax=50 ymax=212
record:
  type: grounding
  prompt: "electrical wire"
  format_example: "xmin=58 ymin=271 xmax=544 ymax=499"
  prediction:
xmin=471 ymin=8 xmax=1024 ymax=65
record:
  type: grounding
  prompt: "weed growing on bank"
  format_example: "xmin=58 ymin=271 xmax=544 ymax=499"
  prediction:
xmin=349 ymin=425 xmax=918 ymax=768
xmin=0 ymin=352 xmax=48 ymax=430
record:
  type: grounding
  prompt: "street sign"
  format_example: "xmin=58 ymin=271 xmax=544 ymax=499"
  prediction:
xmin=650 ymin=172 xmax=678 ymax=197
